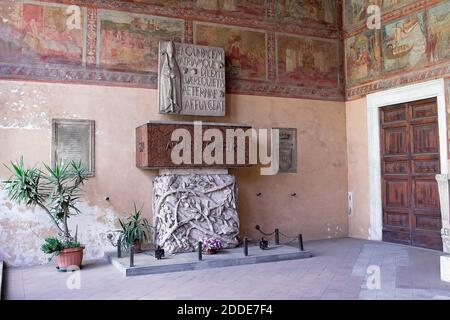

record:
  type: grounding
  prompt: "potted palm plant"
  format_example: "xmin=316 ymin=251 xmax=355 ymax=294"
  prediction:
xmin=117 ymin=205 xmax=152 ymax=253
xmin=2 ymin=157 xmax=88 ymax=271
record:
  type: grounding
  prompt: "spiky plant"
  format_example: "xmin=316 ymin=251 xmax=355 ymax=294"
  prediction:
xmin=3 ymin=157 xmax=88 ymax=244
xmin=118 ymin=204 xmax=152 ymax=250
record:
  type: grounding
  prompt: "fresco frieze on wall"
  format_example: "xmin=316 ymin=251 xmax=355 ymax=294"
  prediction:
xmin=345 ymin=1 xmax=450 ymax=97
xmin=427 ymin=1 xmax=450 ymax=64
xmin=344 ymin=0 xmax=422 ymax=30
xmin=194 ymin=22 xmax=267 ymax=81
xmin=0 ymin=0 xmax=343 ymax=100
xmin=0 ymin=0 xmax=85 ymax=65
xmin=345 ymin=29 xmax=381 ymax=86
xmin=194 ymin=0 xmax=266 ymax=17
xmin=382 ymin=0 xmax=417 ymax=11
xmin=276 ymin=34 xmax=339 ymax=88
xmin=344 ymin=0 xmax=381 ymax=30
xmin=275 ymin=0 xmax=338 ymax=26
xmin=381 ymin=11 xmax=426 ymax=73
xmin=97 ymin=10 xmax=184 ymax=73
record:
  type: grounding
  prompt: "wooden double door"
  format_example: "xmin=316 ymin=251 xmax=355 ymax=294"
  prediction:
xmin=380 ymin=98 xmax=443 ymax=251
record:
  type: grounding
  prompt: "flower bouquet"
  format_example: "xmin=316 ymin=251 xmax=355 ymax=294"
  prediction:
xmin=202 ymin=238 xmax=223 ymax=254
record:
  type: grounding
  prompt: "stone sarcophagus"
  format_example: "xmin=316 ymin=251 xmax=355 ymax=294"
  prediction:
xmin=153 ymin=172 xmax=239 ymax=253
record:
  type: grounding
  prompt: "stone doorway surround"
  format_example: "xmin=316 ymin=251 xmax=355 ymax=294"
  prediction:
xmin=366 ymin=79 xmax=449 ymax=253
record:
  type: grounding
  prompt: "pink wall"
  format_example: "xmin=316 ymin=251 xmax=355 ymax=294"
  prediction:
xmin=345 ymin=98 xmax=370 ymax=239
xmin=0 ymin=80 xmax=348 ymax=266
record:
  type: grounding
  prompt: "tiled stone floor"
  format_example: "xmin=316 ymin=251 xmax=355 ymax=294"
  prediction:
xmin=4 ymin=238 xmax=450 ymax=300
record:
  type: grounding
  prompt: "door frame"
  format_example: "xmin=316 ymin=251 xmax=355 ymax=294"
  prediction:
xmin=366 ymin=79 xmax=448 ymax=245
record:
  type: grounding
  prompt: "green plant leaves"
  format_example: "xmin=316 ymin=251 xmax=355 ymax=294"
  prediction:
xmin=2 ymin=157 xmax=89 ymax=242
xmin=117 ymin=204 xmax=153 ymax=250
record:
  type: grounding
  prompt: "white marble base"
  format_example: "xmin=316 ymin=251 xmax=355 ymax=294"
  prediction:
xmin=153 ymin=172 xmax=239 ymax=253
xmin=441 ymin=255 xmax=450 ymax=283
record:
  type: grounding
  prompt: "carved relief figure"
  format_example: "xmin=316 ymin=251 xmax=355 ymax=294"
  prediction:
xmin=159 ymin=41 xmax=182 ymax=114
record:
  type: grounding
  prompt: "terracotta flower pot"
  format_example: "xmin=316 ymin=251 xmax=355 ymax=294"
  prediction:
xmin=132 ymin=240 xmax=142 ymax=253
xmin=56 ymin=247 xmax=84 ymax=270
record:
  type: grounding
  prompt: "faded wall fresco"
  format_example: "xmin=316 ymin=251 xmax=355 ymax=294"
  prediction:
xmin=345 ymin=0 xmax=450 ymax=99
xmin=428 ymin=2 xmax=450 ymax=64
xmin=382 ymin=12 xmax=426 ymax=73
xmin=194 ymin=0 xmax=266 ymax=17
xmin=382 ymin=0 xmax=416 ymax=11
xmin=344 ymin=0 xmax=381 ymax=30
xmin=277 ymin=34 xmax=339 ymax=88
xmin=345 ymin=30 xmax=381 ymax=86
xmin=97 ymin=10 xmax=184 ymax=72
xmin=194 ymin=23 xmax=267 ymax=81
xmin=0 ymin=1 xmax=85 ymax=65
xmin=275 ymin=0 xmax=338 ymax=25
xmin=344 ymin=0 xmax=418 ymax=30
xmin=0 ymin=0 xmax=343 ymax=100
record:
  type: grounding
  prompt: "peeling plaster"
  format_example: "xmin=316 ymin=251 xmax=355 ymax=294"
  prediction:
xmin=0 ymin=190 xmax=118 ymax=266
xmin=0 ymin=83 xmax=81 ymax=131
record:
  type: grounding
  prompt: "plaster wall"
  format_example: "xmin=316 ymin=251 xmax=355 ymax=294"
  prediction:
xmin=0 ymin=80 xmax=348 ymax=266
xmin=345 ymin=98 xmax=370 ymax=239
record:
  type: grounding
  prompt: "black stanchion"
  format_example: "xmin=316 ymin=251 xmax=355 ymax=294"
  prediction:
xmin=275 ymin=228 xmax=280 ymax=245
xmin=117 ymin=239 xmax=122 ymax=258
xmin=244 ymin=237 xmax=248 ymax=256
xmin=299 ymin=234 xmax=304 ymax=251
xmin=129 ymin=246 xmax=134 ymax=267
xmin=198 ymin=241 xmax=203 ymax=261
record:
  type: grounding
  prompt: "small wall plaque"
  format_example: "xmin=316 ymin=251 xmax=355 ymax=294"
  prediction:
xmin=158 ymin=41 xmax=226 ymax=116
xmin=52 ymin=119 xmax=95 ymax=176
xmin=275 ymin=128 xmax=297 ymax=173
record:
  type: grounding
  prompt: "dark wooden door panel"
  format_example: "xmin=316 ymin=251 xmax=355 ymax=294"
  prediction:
xmin=380 ymin=98 xmax=442 ymax=251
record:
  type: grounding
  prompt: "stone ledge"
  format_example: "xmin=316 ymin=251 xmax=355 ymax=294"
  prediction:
xmin=441 ymin=255 xmax=450 ymax=283
xmin=0 ymin=261 xmax=3 ymax=300
xmin=107 ymin=245 xmax=312 ymax=277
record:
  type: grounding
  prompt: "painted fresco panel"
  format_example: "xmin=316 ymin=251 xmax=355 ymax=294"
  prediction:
xmin=275 ymin=0 xmax=337 ymax=25
xmin=0 ymin=0 xmax=85 ymax=65
xmin=97 ymin=10 xmax=184 ymax=73
xmin=382 ymin=0 xmax=416 ymax=11
xmin=382 ymin=11 xmax=426 ymax=73
xmin=120 ymin=0 xmax=186 ymax=6
xmin=344 ymin=0 xmax=381 ymax=29
xmin=345 ymin=30 xmax=381 ymax=86
xmin=428 ymin=2 xmax=450 ymax=64
xmin=277 ymin=34 xmax=338 ymax=88
xmin=194 ymin=0 xmax=266 ymax=17
xmin=194 ymin=22 xmax=267 ymax=81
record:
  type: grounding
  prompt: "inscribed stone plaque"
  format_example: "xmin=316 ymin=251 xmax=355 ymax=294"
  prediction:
xmin=158 ymin=41 xmax=226 ymax=116
xmin=275 ymin=128 xmax=297 ymax=173
xmin=52 ymin=119 xmax=95 ymax=176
